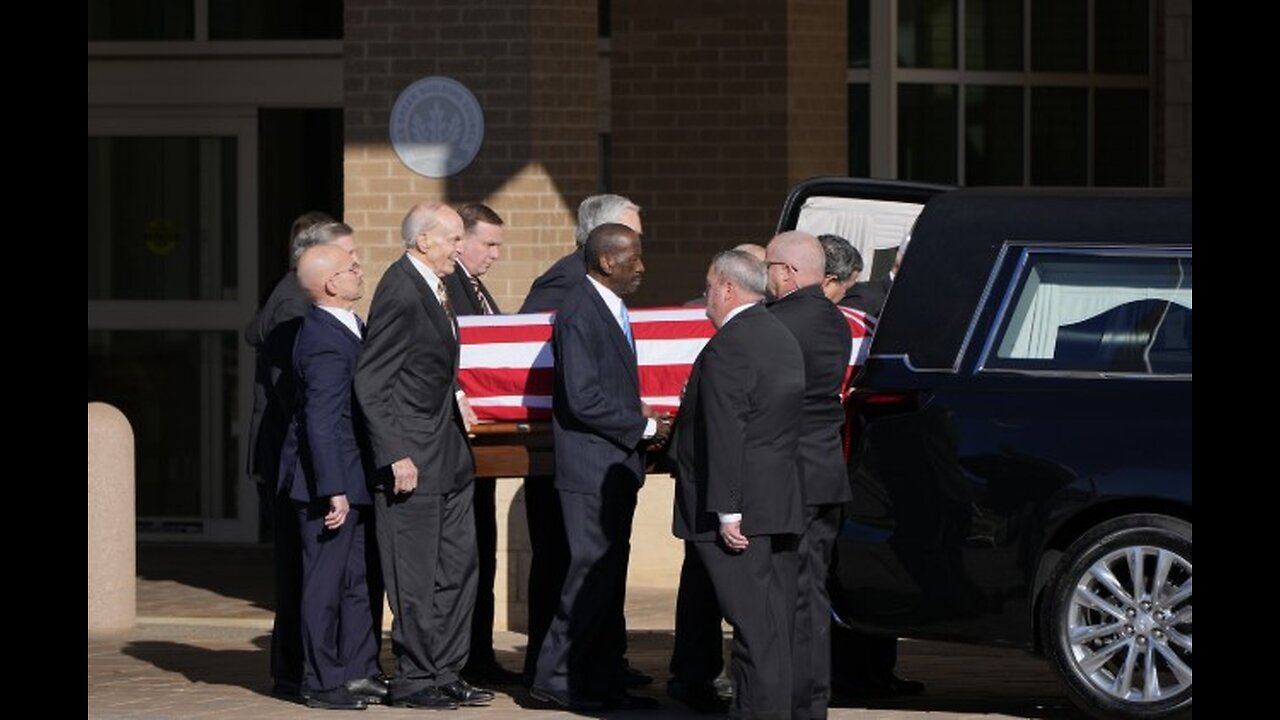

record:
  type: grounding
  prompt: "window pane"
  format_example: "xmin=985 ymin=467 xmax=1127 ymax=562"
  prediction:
xmin=899 ymin=84 xmax=957 ymax=184
xmin=88 ymin=330 xmax=241 ymax=518
xmin=991 ymin=254 xmax=1192 ymax=375
xmin=965 ymin=0 xmax=1023 ymax=71
xmin=1031 ymin=0 xmax=1086 ymax=72
xmin=898 ymin=0 xmax=956 ymax=69
xmin=1095 ymin=89 xmax=1150 ymax=186
xmin=1096 ymin=0 xmax=1149 ymax=74
xmin=88 ymin=0 xmax=193 ymax=40
xmin=88 ymin=137 xmax=239 ymax=301
xmin=966 ymin=85 xmax=1024 ymax=186
xmin=849 ymin=84 xmax=870 ymax=177
xmin=209 ymin=0 xmax=342 ymax=40
xmin=849 ymin=0 xmax=870 ymax=68
xmin=1030 ymin=87 xmax=1086 ymax=185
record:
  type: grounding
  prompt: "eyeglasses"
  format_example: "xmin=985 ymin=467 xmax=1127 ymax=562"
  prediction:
xmin=766 ymin=260 xmax=796 ymax=273
xmin=333 ymin=262 xmax=362 ymax=278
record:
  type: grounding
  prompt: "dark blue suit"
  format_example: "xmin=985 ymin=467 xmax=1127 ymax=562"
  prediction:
xmin=280 ymin=305 xmax=378 ymax=693
xmin=534 ymin=276 xmax=648 ymax=704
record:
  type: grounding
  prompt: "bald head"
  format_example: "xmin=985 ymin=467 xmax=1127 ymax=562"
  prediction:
xmin=298 ymin=243 xmax=363 ymax=308
xmin=732 ymin=243 xmax=767 ymax=263
xmin=764 ymin=231 xmax=825 ymax=299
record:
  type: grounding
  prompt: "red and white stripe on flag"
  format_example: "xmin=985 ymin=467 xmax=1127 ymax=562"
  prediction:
xmin=458 ymin=305 xmax=875 ymax=423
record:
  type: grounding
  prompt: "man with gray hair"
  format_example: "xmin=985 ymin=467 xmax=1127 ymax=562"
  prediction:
xmin=817 ymin=234 xmax=864 ymax=305
xmin=671 ymin=248 xmax=805 ymax=720
xmin=354 ymin=202 xmax=493 ymax=710
xmin=519 ymin=193 xmax=642 ymax=314
xmin=765 ymin=230 xmax=853 ymax=720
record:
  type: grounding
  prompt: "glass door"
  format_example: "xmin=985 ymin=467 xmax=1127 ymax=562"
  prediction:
xmin=88 ymin=110 xmax=259 ymax=542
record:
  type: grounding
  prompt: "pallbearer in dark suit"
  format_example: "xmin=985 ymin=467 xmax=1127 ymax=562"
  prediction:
xmin=279 ymin=239 xmax=382 ymax=710
xmin=673 ymin=249 xmax=805 ymax=720
xmin=244 ymin=210 xmax=347 ymax=700
xmin=765 ymin=231 xmax=854 ymax=720
xmin=353 ymin=203 xmax=493 ymax=710
xmin=517 ymin=195 xmax=650 ymax=688
xmin=442 ymin=202 xmax=523 ymax=686
xmin=530 ymin=223 xmax=668 ymax=711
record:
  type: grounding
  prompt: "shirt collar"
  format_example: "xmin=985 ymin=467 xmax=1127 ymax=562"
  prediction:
xmin=316 ymin=304 xmax=362 ymax=339
xmin=587 ymin=274 xmax=625 ymax=322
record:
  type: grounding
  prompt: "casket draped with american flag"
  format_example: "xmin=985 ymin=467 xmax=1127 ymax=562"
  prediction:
xmin=458 ymin=306 xmax=875 ymax=424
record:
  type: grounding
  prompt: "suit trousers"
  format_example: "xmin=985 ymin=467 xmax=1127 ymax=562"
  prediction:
xmin=374 ymin=482 xmax=478 ymax=696
xmin=791 ymin=504 xmax=842 ymax=720
xmin=521 ymin=476 xmax=570 ymax=678
xmin=534 ymin=486 xmax=637 ymax=702
xmin=698 ymin=535 xmax=798 ymax=720
xmin=265 ymin=482 xmax=303 ymax=688
xmin=670 ymin=540 xmax=725 ymax=685
xmin=468 ymin=478 xmax=499 ymax=664
xmin=297 ymin=504 xmax=379 ymax=692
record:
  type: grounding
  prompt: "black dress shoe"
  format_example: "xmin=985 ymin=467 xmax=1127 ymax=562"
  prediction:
xmin=622 ymin=662 xmax=654 ymax=687
xmin=305 ymin=686 xmax=368 ymax=710
xmin=605 ymin=691 xmax=660 ymax=710
xmin=344 ymin=676 xmax=389 ymax=704
xmin=667 ymin=680 xmax=730 ymax=714
xmin=391 ymin=686 xmax=459 ymax=710
xmin=529 ymin=686 xmax=606 ymax=711
xmin=439 ymin=679 xmax=495 ymax=706
xmin=462 ymin=658 xmax=524 ymax=685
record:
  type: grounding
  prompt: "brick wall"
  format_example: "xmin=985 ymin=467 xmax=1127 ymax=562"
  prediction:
xmin=610 ymin=0 xmax=847 ymax=306
xmin=343 ymin=0 xmax=599 ymax=315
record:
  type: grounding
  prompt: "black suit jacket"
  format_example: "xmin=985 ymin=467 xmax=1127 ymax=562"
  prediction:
xmin=840 ymin=275 xmax=892 ymax=316
xmin=768 ymin=285 xmax=855 ymax=507
xmin=279 ymin=306 xmax=372 ymax=506
xmin=551 ymin=277 xmax=648 ymax=495
xmin=354 ymin=255 xmax=473 ymax=494
xmin=244 ymin=271 xmax=310 ymax=483
xmin=519 ymin=247 xmax=585 ymax=313
xmin=672 ymin=304 xmax=806 ymax=541
xmin=444 ymin=265 xmax=501 ymax=316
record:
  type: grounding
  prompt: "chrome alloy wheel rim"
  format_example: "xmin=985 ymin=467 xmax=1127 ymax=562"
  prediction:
xmin=1063 ymin=544 xmax=1192 ymax=703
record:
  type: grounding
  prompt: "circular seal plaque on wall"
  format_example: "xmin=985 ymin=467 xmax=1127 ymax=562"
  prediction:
xmin=389 ymin=76 xmax=485 ymax=178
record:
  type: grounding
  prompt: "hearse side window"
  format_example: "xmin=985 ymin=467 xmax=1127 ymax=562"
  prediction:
xmin=988 ymin=253 xmax=1192 ymax=375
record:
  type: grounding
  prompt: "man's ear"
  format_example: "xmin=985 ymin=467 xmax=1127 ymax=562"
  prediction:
xmin=598 ymin=252 xmax=615 ymax=276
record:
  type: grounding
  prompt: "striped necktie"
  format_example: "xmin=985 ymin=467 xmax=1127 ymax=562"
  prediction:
xmin=436 ymin=279 xmax=456 ymax=336
xmin=470 ymin=275 xmax=495 ymax=315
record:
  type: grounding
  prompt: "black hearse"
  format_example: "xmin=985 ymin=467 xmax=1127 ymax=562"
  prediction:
xmin=779 ymin=180 xmax=1191 ymax=720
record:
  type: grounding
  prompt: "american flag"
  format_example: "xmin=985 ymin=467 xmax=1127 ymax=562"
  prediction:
xmin=458 ymin=306 xmax=875 ymax=423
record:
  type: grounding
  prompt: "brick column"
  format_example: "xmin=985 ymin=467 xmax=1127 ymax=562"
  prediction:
xmin=611 ymin=0 xmax=847 ymax=306
xmin=343 ymin=0 xmax=599 ymax=314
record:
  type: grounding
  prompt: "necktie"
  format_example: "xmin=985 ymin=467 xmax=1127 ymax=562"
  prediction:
xmin=437 ymin=279 xmax=457 ymax=337
xmin=620 ymin=303 xmax=634 ymax=352
xmin=470 ymin=275 xmax=495 ymax=315
xmin=354 ymin=313 xmax=365 ymax=339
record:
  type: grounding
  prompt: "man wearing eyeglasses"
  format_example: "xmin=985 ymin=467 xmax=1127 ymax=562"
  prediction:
xmin=765 ymin=231 xmax=853 ymax=720
xmin=280 ymin=238 xmax=383 ymax=709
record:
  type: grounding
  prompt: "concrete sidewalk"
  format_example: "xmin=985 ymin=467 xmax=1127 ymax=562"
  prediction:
xmin=88 ymin=544 xmax=1087 ymax=719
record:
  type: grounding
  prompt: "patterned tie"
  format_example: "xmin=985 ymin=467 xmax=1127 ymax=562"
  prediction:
xmin=620 ymin=303 xmax=635 ymax=352
xmin=436 ymin=278 xmax=457 ymax=336
xmin=470 ymin=275 xmax=495 ymax=315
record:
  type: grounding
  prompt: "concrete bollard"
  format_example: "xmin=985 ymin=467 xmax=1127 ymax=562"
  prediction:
xmin=88 ymin=402 xmax=136 ymax=637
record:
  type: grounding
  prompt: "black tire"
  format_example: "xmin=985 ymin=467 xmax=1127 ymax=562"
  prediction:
xmin=1042 ymin=514 xmax=1192 ymax=720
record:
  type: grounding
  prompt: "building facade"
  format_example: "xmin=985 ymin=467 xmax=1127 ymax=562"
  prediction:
xmin=89 ymin=0 xmax=1191 ymax=557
